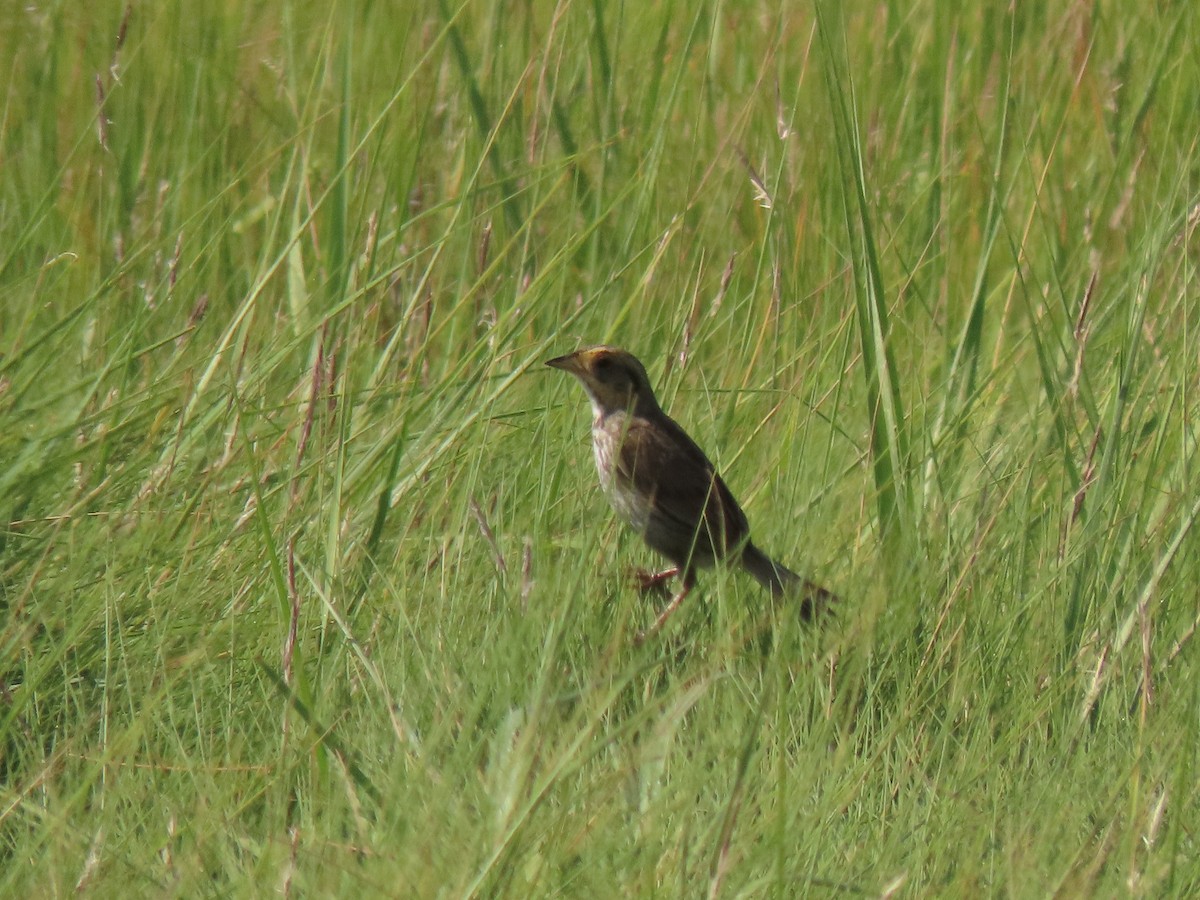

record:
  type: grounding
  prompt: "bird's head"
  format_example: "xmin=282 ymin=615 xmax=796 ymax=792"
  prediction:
xmin=546 ymin=346 xmax=661 ymax=417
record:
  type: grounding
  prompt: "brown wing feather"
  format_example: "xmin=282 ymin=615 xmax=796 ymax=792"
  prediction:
xmin=615 ymin=414 xmax=749 ymax=563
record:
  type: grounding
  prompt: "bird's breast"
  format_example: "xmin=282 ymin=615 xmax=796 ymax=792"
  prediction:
xmin=592 ymin=417 xmax=652 ymax=533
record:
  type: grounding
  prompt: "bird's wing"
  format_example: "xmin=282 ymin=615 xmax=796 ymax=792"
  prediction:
xmin=617 ymin=415 xmax=749 ymax=551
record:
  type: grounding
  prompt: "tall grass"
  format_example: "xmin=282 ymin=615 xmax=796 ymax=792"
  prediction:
xmin=1 ymin=0 xmax=1197 ymax=895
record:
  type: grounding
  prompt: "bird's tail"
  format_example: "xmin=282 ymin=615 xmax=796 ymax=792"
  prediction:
xmin=741 ymin=543 xmax=837 ymax=621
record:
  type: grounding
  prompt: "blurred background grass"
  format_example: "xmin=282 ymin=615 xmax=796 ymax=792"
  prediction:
xmin=1 ymin=0 xmax=1198 ymax=895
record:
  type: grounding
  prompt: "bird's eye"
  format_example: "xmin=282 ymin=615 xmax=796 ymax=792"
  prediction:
xmin=594 ymin=356 xmax=612 ymax=372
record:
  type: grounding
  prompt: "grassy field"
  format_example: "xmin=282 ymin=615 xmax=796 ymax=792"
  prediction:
xmin=2 ymin=0 xmax=1198 ymax=895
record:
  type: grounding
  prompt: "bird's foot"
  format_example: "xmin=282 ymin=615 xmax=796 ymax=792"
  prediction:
xmin=633 ymin=583 xmax=691 ymax=646
xmin=631 ymin=566 xmax=678 ymax=598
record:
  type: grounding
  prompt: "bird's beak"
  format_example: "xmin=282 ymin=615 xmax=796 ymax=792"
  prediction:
xmin=545 ymin=352 xmax=584 ymax=375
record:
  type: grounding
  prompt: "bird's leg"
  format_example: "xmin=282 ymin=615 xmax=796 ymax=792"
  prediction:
xmin=632 ymin=566 xmax=679 ymax=597
xmin=634 ymin=569 xmax=695 ymax=645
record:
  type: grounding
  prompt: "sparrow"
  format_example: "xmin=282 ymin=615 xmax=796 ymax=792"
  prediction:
xmin=547 ymin=346 xmax=834 ymax=639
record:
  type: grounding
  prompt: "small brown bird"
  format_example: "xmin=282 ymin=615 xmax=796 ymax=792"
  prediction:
xmin=547 ymin=346 xmax=833 ymax=639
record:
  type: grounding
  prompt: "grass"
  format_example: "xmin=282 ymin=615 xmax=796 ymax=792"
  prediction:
xmin=2 ymin=0 xmax=1198 ymax=895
